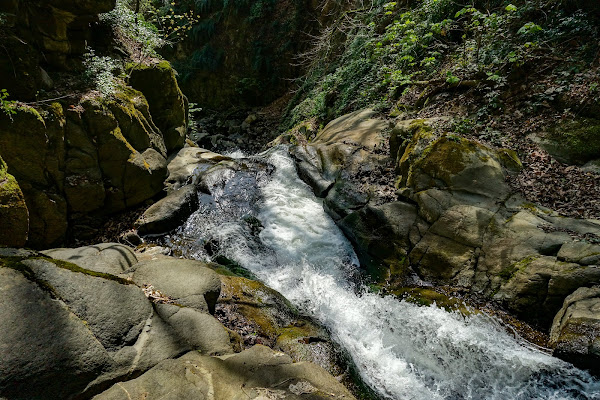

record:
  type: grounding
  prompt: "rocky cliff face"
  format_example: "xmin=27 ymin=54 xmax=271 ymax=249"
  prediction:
xmin=0 ymin=64 xmax=188 ymax=248
xmin=0 ymin=1 xmax=189 ymax=249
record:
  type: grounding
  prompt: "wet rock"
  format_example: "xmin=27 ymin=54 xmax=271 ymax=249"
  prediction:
xmin=93 ymin=345 xmax=355 ymax=400
xmin=164 ymin=147 xmax=231 ymax=193
xmin=214 ymin=274 xmax=350 ymax=380
xmin=135 ymin=185 xmax=199 ymax=235
xmin=338 ymin=201 xmax=417 ymax=283
xmin=550 ymin=286 xmax=600 ymax=374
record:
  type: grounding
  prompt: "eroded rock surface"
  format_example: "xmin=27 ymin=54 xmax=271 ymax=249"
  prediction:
xmin=0 ymin=245 xmax=232 ymax=399
xmin=550 ymin=286 xmax=600 ymax=373
xmin=93 ymin=345 xmax=355 ymax=400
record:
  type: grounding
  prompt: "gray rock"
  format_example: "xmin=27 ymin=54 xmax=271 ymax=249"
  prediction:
xmin=164 ymin=147 xmax=231 ymax=193
xmin=131 ymin=258 xmax=222 ymax=313
xmin=135 ymin=185 xmax=199 ymax=235
xmin=550 ymin=286 xmax=600 ymax=373
xmin=0 ymin=249 xmax=239 ymax=399
xmin=42 ymin=243 xmax=138 ymax=275
xmin=154 ymin=303 xmax=232 ymax=356
xmin=24 ymin=258 xmax=150 ymax=351
xmin=93 ymin=345 xmax=355 ymax=400
xmin=0 ymin=267 xmax=111 ymax=400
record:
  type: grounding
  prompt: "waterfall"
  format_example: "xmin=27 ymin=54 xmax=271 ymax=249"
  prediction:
xmin=163 ymin=146 xmax=600 ymax=400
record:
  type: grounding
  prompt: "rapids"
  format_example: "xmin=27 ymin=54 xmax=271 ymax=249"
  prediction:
xmin=162 ymin=146 xmax=600 ymax=400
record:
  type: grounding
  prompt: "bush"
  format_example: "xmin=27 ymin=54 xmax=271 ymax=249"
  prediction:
xmin=0 ymin=89 xmax=16 ymax=120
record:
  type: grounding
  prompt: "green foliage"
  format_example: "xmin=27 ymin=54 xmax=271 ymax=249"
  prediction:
xmin=283 ymin=0 xmax=599 ymax=129
xmin=83 ymin=48 xmax=123 ymax=97
xmin=100 ymin=0 xmax=165 ymax=59
xmin=0 ymin=89 xmax=16 ymax=120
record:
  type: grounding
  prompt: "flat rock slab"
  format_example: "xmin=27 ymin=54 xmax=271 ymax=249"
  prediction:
xmin=93 ymin=345 xmax=356 ymax=400
xmin=131 ymin=258 xmax=222 ymax=313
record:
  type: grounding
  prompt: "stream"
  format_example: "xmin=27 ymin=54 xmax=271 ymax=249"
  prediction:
xmin=161 ymin=146 xmax=600 ymax=400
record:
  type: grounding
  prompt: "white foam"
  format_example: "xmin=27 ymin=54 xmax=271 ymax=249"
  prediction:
xmin=172 ymin=146 xmax=600 ymax=399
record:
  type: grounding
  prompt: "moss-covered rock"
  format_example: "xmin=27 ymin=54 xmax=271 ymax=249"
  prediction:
xmin=534 ymin=118 xmax=600 ymax=165
xmin=0 ymin=156 xmax=29 ymax=247
xmin=550 ymin=286 xmax=600 ymax=374
xmin=216 ymin=275 xmax=348 ymax=378
xmin=83 ymin=95 xmax=168 ymax=212
xmin=128 ymin=61 xmax=188 ymax=152
xmin=93 ymin=345 xmax=356 ymax=400
xmin=0 ymin=105 xmax=68 ymax=248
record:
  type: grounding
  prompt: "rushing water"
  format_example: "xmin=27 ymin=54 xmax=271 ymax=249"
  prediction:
xmin=163 ymin=146 xmax=600 ymax=400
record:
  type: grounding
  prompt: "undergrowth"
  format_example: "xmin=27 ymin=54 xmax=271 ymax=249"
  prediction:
xmin=283 ymin=0 xmax=599 ymax=129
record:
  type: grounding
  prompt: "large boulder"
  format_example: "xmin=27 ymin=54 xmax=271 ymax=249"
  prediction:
xmin=0 ymin=156 xmax=29 ymax=247
xmin=531 ymin=118 xmax=600 ymax=165
xmin=135 ymin=185 xmax=199 ymax=235
xmin=93 ymin=345 xmax=355 ymax=400
xmin=128 ymin=61 xmax=188 ymax=153
xmin=82 ymin=94 xmax=168 ymax=212
xmin=549 ymin=286 xmax=600 ymax=373
xmin=0 ymin=246 xmax=234 ymax=399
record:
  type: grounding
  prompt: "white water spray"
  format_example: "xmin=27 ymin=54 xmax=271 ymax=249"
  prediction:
xmin=170 ymin=146 xmax=600 ymax=399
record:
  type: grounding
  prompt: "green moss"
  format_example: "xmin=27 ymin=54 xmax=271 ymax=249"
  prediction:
xmin=1 ymin=252 xmax=132 ymax=286
xmin=548 ymin=118 xmax=600 ymax=163
xmin=415 ymin=137 xmax=471 ymax=183
xmin=39 ymin=257 xmax=133 ymax=285
xmin=497 ymin=148 xmax=523 ymax=172
xmin=16 ymin=105 xmax=44 ymax=124
xmin=391 ymin=287 xmax=472 ymax=314
xmin=499 ymin=255 xmax=540 ymax=281
xmin=0 ymin=256 xmax=60 ymax=299
xmin=520 ymin=202 xmax=538 ymax=213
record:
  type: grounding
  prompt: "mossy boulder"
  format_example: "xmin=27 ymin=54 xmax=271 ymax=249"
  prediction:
xmin=550 ymin=286 xmax=600 ymax=374
xmin=128 ymin=61 xmax=188 ymax=153
xmin=0 ymin=156 xmax=29 ymax=247
xmin=83 ymin=96 xmax=168 ymax=212
xmin=0 ymin=105 xmax=68 ymax=248
xmin=533 ymin=118 xmax=600 ymax=165
xmin=93 ymin=345 xmax=355 ymax=400
xmin=216 ymin=275 xmax=347 ymax=378
xmin=406 ymin=135 xmax=510 ymax=200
